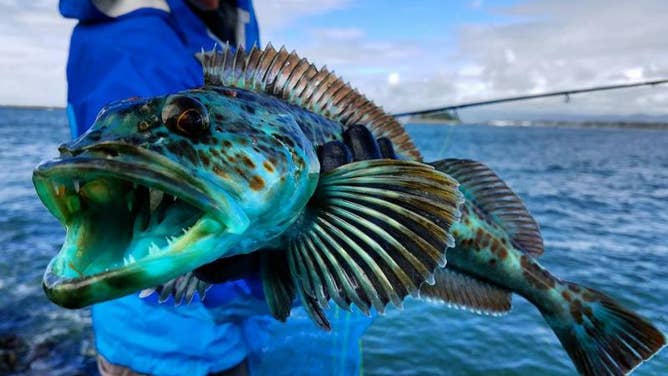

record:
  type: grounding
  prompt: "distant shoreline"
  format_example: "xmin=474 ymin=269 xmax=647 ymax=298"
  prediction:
xmin=409 ymin=119 xmax=668 ymax=130
xmin=3 ymin=106 xmax=667 ymax=130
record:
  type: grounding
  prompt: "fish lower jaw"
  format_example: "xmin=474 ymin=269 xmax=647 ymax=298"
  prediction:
xmin=43 ymin=214 xmax=227 ymax=309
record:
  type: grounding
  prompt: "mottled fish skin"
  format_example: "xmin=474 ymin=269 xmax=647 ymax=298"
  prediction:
xmin=78 ymin=86 xmax=345 ymax=241
xmin=448 ymin=202 xmax=557 ymax=302
xmin=444 ymin=201 xmax=665 ymax=375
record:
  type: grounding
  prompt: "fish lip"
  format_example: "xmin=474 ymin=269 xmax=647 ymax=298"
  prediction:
xmin=33 ymin=142 xmax=249 ymax=233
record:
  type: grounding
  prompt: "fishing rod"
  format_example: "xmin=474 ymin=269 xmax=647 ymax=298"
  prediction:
xmin=391 ymin=78 xmax=668 ymax=118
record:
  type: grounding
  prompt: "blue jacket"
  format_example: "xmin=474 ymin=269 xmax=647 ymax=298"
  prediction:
xmin=60 ymin=1 xmax=371 ymax=374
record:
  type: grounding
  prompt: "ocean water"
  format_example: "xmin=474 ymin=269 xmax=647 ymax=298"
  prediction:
xmin=0 ymin=107 xmax=666 ymax=375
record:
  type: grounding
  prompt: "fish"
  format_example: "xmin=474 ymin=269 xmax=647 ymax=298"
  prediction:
xmin=32 ymin=44 xmax=663 ymax=375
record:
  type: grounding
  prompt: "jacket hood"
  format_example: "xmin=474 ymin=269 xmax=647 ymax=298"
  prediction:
xmin=59 ymin=0 xmax=172 ymax=22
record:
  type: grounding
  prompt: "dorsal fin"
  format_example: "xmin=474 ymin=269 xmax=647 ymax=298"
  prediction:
xmin=431 ymin=159 xmax=544 ymax=256
xmin=197 ymin=44 xmax=422 ymax=161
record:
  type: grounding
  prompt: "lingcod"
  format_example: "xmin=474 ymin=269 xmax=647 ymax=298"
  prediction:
xmin=33 ymin=44 xmax=664 ymax=375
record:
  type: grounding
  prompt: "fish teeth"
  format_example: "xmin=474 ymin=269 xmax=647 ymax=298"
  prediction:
xmin=123 ymin=255 xmax=137 ymax=265
xmin=148 ymin=242 xmax=160 ymax=255
xmin=149 ymin=189 xmax=164 ymax=212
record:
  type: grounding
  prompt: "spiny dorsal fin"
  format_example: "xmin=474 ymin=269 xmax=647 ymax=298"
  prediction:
xmin=285 ymin=159 xmax=463 ymax=329
xmin=431 ymin=159 xmax=544 ymax=256
xmin=419 ymin=267 xmax=511 ymax=315
xmin=197 ymin=44 xmax=422 ymax=161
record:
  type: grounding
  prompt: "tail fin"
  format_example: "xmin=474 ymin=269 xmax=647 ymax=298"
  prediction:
xmin=541 ymin=282 xmax=665 ymax=375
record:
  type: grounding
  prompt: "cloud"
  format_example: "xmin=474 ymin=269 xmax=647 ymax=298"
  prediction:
xmin=0 ymin=1 xmax=74 ymax=106
xmin=447 ymin=0 xmax=668 ymax=119
xmin=253 ymin=0 xmax=351 ymax=31
xmin=259 ymin=0 xmax=668 ymax=120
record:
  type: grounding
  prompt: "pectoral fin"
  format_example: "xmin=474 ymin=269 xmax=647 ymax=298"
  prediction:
xmin=286 ymin=159 xmax=463 ymax=329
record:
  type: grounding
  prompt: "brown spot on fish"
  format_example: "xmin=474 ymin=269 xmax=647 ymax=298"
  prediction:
xmin=570 ymin=299 xmax=584 ymax=324
xmin=562 ymin=290 xmax=572 ymax=302
xmin=222 ymin=140 xmax=232 ymax=148
xmin=520 ymin=255 xmax=555 ymax=290
xmin=498 ymin=247 xmax=508 ymax=259
xmin=489 ymin=239 xmax=498 ymax=253
xmin=583 ymin=305 xmax=593 ymax=319
xmin=482 ymin=233 xmax=492 ymax=248
xmin=475 ymin=228 xmax=484 ymax=241
xmin=263 ymin=160 xmax=274 ymax=173
xmin=582 ymin=291 xmax=597 ymax=302
xmin=569 ymin=284 xmax=581 ymax=293
xmin=200 ymin=153 xmax=211 ymax=167
xmin=241 ymin=155 xmax=255 ymax=169
xmin=213 ymin=165 xmax=229 ymax=179
xmin=221 ymin=89 xmax=237 ymax=97
xmin=249 ymin=175 xmax=265 ymax=191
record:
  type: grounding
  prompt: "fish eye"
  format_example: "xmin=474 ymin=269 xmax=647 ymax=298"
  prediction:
xmin=161 ymin=95 xmax=210 ymax=137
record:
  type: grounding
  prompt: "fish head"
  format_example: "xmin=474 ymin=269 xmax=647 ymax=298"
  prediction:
xmin=33 ymin=88 xmax=320 ymax=308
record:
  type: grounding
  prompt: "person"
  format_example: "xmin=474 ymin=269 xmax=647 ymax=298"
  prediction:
xmin=59 ymin=1 xmax=373 ymax=375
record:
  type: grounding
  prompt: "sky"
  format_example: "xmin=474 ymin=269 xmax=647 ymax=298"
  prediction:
xmin=2 ymin=0 xmax=668 ymax=122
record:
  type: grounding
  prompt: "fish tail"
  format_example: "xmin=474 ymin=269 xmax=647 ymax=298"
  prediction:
xmin=538 ymin=280 xmax=665 ymax=375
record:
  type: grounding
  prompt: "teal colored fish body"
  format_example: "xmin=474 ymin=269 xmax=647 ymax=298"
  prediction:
xmin=33 ymin=45 xmax=664 ymax=375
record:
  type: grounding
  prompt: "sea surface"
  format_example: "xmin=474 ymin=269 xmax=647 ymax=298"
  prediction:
xmin=0 ymin=107 xmax=666 ymax=375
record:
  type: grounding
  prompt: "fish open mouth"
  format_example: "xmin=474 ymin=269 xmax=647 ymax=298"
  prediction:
xmin=33 ymin=143 xmax=248 ymax=308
